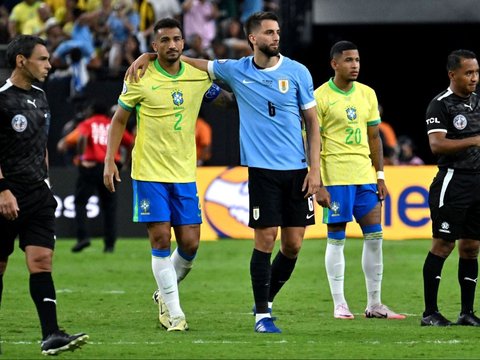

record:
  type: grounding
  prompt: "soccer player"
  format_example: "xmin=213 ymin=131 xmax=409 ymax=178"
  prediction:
xmin=422 ymin=49 xmax=480 ymax=327
xmin=0 ymin=35 xmax=88 ymax=355
xmin=314 ymin=41 xmax=405 ymax=320
xmin=103 ymin=18 xmax=232 ymax=332
xmin=125 ymin=11 xmax=331 ymax=333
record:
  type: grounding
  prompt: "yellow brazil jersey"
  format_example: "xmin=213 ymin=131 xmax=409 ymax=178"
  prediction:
xmin=118 ymin=59 xmax=212 ymax=183
xmin=314 ymin=78 xmax=380 ymax=186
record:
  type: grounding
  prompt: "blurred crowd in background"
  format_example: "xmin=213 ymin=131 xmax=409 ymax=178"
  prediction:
xmin=0 ymin=0 xmax=280 ymax=84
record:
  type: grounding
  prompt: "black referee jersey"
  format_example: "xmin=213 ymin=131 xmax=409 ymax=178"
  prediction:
xmin=425 ymin=88 xmax=480 ymax=171
xmin=0 ymin=79 xmax=50 ymax=184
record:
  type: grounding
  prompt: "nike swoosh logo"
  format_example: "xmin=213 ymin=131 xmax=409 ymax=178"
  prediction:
xmin=464 ymin=277 xmax=477 ymax=283
xmin=242 ymin=79 xmax=254 ymax=84
xmin=43 ymin=298 xmax=57 ymax=304
xmin=306 ymin=213 xmax=314 ymax=219
xmin=152 ymin=85 xmax=161 ymax=90
xmin=328 ymin=100 xmax=339 ymax=106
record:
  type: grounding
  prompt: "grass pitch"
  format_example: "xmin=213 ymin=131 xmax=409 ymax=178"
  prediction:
xmin=0 ymin=238 xmax=477 ymax=359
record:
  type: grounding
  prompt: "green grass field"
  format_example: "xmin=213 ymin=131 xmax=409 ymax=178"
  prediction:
xmin=1 ymin=238 xmax=477 ymax=359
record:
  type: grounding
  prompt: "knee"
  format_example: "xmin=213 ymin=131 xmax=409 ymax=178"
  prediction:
xmin=281 ymin=240 xmax=302 ymax=258
xmin=178 ymin=241 xmax=199 ymax=256
xmin=431 ymin=238 xmax=455 ymax=258
xmin=28 ymin=252 xmax=53 ymax=273
xmin=458 ymin=241 xmax=479 ymax=259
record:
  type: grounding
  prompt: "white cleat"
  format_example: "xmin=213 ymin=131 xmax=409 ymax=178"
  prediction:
xmin=334 ymin=303 xmax=354 ymax=319
xmin=365 ymin=304 xmax=406 ymax=319
xmin=153 ymin=290 xmax=170 ymax=329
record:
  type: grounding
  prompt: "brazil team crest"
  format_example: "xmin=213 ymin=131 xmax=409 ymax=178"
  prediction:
xmin=171 ymin=90 xmax=184 ymax=106
xmin=278 ymin=79 xmax=289 ymax=93
xmin=346 ymin=106 xmax=357 ymax=121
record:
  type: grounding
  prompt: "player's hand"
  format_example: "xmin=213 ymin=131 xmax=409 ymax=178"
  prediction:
xmin=377 ymin=180 xmax=388 ymax=201
xmin=315 ymin=187 xmax=331 ymax=209
xmin=0 ymin=189 xmax=19 ymax=221
xmin=103 ymin=161 xmax=121 ymax=193
xmin=124 ymin=53 xmax=151 ymax=83
xmin=302 ymin=168 xmax=321 ymax=198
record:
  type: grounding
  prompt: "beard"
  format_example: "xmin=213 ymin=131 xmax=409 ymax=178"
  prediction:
xmin=258 ymin=43 xmax=280 ymax=57
xmin=164 ymin=51 xmax=181 ymax=64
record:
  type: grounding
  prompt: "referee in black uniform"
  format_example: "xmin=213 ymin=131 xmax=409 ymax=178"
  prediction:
xmin=0 ymin=35 xmax=88 ymax=355
xmin=422 ymin=49 xmax=480 ymax=327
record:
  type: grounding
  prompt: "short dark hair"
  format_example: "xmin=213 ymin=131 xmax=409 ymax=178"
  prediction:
xmin=153 ymin=18 xmax=183 ymax=38
xmin=330 ymin=40 xmax=358 ymax=60
xmin=244 ymin=11 xmax=279 ymax=50
xmin=6 ymin=35 xmax=46 ymax=69
xmin=446 ymin=49 xmax=477 ymax=72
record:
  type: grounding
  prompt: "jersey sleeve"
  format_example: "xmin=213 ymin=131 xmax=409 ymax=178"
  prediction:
xmin=296 ymin=64 xmax=316 ymax=110
xmin=209 ymin=59 xmax=239 ymax=83
xmin=313 ymin=86 xmax=327 ymax=129
xmin=118 ymin=80 xmax=143 ymax=111
xmin=366 ymin=88 xmax=380 ymax=126
xmin=425 ymin=98 xmax=448 ymax=134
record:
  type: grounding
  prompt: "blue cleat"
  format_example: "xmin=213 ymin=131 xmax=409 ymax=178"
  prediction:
xmin=254 ymin=317 xmax=282 ymax=333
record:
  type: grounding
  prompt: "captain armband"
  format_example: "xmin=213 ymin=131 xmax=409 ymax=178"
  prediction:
xmin=203 ymin=83 xmax=221 ymax=103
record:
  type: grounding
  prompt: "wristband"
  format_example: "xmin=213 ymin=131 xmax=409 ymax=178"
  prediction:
xmin=376 ymin=171 xmax=385 ymax=180
xmin=0 ymin=178 xmax=10 ymax=193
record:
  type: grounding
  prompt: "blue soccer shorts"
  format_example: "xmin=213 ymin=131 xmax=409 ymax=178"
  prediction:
xmin=132 ymin=180 xmax=202 ymax=225
xmin=322 ymin=184 xmax=379 ymax=224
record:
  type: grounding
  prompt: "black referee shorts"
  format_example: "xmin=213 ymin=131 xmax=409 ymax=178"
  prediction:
xmin=429 ymin=169 xmax=480 ymax=241
xmin=248 ymin=167 xmax=315 ymax=228
xmin=0 ymin=181 xmax=57 ymax=260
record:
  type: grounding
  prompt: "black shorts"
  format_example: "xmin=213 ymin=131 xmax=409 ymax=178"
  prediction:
xmin=248 ymin=167 xmax=315 ymax=228
xmin=429 ymin=169 xmax=480 ymax=241
xmin=0 ymin=181 xmax=57 ymax=260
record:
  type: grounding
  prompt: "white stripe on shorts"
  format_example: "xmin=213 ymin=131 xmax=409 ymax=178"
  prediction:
xmin=439 ymin=168 xmax=454 ymax=208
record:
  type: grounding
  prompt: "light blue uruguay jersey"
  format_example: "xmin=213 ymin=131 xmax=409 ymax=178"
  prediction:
xmin=207 ymin=54 xmax=316 ymax=170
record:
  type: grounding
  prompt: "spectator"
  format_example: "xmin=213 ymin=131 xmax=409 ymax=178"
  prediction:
xmin=120 ymin=33 xmax=141 ymax=70
xmin=183 ymin=33 xmax=212 ymax=59
xmin=22 ymin=2 xmax=53 ymax=38
xmin=106 ymin=0 xmax=139 ymax=75
xmin=44 ymin=17 xmax=67 ymax=54
xmin=221 ymin=17 xmax=251 ymax=58
xmin=71 ymin=101 xmax=134 ymax=253
xmin=0 ymin=6 xmax=10 ymax=44
xmin=182 ymin=0 xmax=219 ymax=52
xmin=196 ymin=113 xmax=212 ymax=166
xmin=8 ymin=0 xmax=41 ymax=39
xmin=397 ymin=135 xmax=424 ymax=165
xmin=137 ymin=0 xmax=181 ymax=52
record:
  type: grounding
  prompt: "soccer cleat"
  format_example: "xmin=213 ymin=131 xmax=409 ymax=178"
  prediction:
xmin=456 ymin=311 xmax=480 ymax=326
xmin=334 ymin=303 xmax=354 ymax=319
xmin=254 ymin=317 xmax=281 ymax=333
xmin=152 ymin=289 xmax=170 ymax=329
xmin=421 ymin=311 xmax=453 ymax=326
xmin=167 ymin=316 xmax=189 ymax=332
xmin=365 ymin=304 xmax=406 ymax=319
xmin=41 ymin=330 xmax=89 ymax=355
xmin=71 ymin=239 xmax=91 ymax=253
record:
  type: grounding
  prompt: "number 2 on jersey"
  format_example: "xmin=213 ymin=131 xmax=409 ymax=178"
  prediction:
xmin=174 ymin=113 xmax=183 ymax=130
